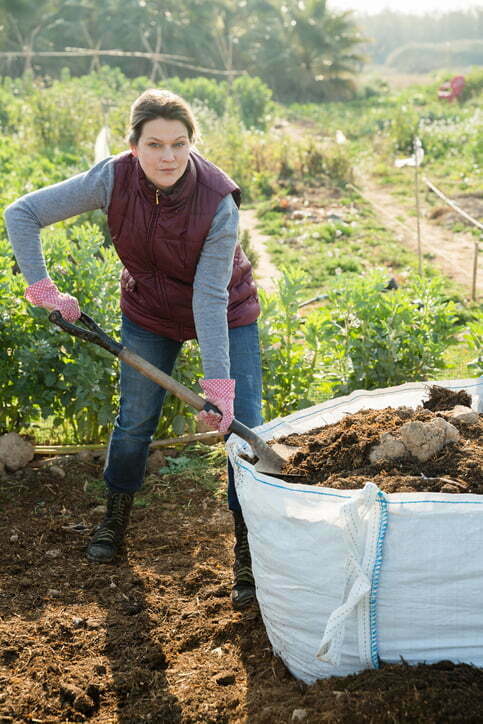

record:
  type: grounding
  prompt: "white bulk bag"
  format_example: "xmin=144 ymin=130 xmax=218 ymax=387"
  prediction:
xmin=226 ymin=378 xmax=483 ymax=684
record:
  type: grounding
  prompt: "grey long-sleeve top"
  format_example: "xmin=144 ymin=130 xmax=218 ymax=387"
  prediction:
xmin=4 ymin=156 xmax=239 ymax=379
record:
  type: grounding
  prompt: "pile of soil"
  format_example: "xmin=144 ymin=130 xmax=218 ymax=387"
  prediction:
xmin=279 ymin=387 xmax=482 ymax=494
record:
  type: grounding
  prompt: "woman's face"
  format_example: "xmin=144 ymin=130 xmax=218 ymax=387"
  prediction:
xmin=131 ymin=117 xmax=191 ymax=189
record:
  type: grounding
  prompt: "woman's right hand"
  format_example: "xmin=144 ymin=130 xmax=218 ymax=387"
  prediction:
xmin=24 ymin=277 xmax=81 ymax=323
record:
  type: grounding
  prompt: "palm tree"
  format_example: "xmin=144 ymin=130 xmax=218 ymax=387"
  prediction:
xmin=265 ymin=0 xmax=365 ymax=100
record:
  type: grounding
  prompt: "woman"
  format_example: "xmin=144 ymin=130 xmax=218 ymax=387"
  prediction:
xmin=5 ymin=89 xmax=262 ymax=611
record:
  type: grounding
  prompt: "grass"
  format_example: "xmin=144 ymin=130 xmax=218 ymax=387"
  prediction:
xmin=84 ymin=477 xmax=106 ymax=501
xmin=438 ymin=343 xmax=478 ymax=381
xmin=259 ymin=188 xmax=426 ymax=297
xmin=154 ymin=444 xmax=227 ymax=500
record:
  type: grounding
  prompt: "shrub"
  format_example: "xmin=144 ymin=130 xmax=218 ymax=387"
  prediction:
xmin=390 ymin=106 xmax=420 ymax=153
xmin=232 ymin=75 xmax=273 ymax=130
xmin=26 ymin=80 xmax=102 ymax=154
xmin=0 ymin=226 xmax=121 ymax=440
xmin=460 ymin=67 xmax=483 ymax=102
xmin=258 ymin=268 xmax=328 ymax=420
xmin=164 ymin=76 xmax=228 ymax=117
xmin=316 ymin=272 xmax=459 ymax=394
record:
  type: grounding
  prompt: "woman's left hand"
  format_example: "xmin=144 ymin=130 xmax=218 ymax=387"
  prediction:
xmin=197 ymin=379 xmax=235 ymax=433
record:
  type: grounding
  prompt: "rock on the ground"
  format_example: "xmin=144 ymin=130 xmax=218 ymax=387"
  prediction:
xmin=77 ymin=449 xmax=95 ymax=463
xmin=292 ymin=710 xmax=308 ymax=721
xmin=0 ymin=432 xmax=34 ymax=471
xmin=48 ymin=464 xmax=66 ymax=479
xmin=399 ymin=417 xmax=459 ymax=462
xmin=146 ymin=449 xmax=166 ymax=473
xmin=46 ymin=548 xmax=62 ymax=558
xmin=444 ymin=405 xmax=479 ymax=425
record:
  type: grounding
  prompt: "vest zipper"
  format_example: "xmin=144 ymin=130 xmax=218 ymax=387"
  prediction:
xmin=147 ymin=190 xmax=170 ymax=316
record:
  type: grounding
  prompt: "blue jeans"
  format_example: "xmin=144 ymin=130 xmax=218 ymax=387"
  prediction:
xmin=104 ymin=315 xmax=263 ymax=511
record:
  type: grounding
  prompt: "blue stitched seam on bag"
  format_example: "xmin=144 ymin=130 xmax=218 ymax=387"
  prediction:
xmin=236 ymin=460 xmax=352 ymax=499
xmin=387 ymin=499 xmax=483 ymax=505
xmin=369 ymin=490 xmax=389 ymax=669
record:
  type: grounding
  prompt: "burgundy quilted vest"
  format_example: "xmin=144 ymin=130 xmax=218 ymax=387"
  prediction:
xmin=107 ymin=150 xmax=260 ymax=341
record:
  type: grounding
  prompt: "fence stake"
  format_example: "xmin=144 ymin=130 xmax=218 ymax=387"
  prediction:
xmin=414 ymin=137 xmax=423 ymax=274
xmin=472 ymin=240 xmax=479 ymax=303
xmin=423 ymin=175 xmax=482 ymax=301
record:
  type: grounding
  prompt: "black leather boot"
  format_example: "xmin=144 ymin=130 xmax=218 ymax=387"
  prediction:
xmin=86 ymin=491 xmax=134 ymax=563
xmin=231 ymin=510 xmax=256 ymax=610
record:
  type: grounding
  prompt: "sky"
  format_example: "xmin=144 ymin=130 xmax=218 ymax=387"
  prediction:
xmin=328 ymin=0 xmax=482 ymax=14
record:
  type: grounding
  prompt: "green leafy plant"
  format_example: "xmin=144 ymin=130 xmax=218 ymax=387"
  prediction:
xmin=0 ymin=225 xmax=122 ymax=440
xmin=232 ymin=75 xmax=274 ymax=130
xmin=239 ymin=229 xmax=259 ymax=271
xmin=258 ymin=267 xmax=328 ymax=420
xmin=156 ymin=445 xmax=226 ymax=497
xmin=315 ymin=272 xmax=459 ymax=393
xmin=465 ymin=315 xmax=483 ymax=375
xmin=0 ymin=222 xmax=205 ymax=443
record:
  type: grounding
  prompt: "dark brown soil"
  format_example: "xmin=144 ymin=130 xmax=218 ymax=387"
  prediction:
xmin=422 ymin=384 xmax=473 ymax=412
xmin=279 ymin=388 xmax=482 ymax=493
xmin=1 ymin=397 xmax=483 ymax=722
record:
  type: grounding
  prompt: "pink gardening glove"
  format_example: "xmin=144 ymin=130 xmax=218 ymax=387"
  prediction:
xmin=197 ymin=379 xmax=235 ymax=433
xmin=25 ymin=277 xmax=81 ymax=323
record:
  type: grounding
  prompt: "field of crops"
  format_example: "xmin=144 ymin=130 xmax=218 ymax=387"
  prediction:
xmin=0 ymin=68 xmax=481 ymax=444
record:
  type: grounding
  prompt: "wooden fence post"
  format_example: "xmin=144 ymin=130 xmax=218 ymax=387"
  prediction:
xmin=423 ymin=176 xmax=482 ymax=302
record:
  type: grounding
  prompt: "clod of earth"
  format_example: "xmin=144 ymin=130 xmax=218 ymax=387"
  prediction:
xmin=48 ymin=464 xmax=66 ymax=479
xmin=422 ymin=385 xmax=472 ymax=411
xmin=370 ymin=417 xmax=460 ymax=464
xmin=400 ymin=417 xmax=460 ymax=461
xmin=368 ymin=432 xmax=407 ymax=464
xmin=146 ymin=449 xmax=167 ymax=473
xmin=292 ymin=709 xmax=308 ymax=721
xmin=444 ymin=405 xmax=479 ymax=424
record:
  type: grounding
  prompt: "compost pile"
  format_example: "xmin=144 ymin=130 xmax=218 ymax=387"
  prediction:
xmin=279 ymin=386 xmax=483 ymax=493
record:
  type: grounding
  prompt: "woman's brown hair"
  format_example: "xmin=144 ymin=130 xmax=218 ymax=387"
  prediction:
xmin=128 ymin=89 xmax=198 ymax=145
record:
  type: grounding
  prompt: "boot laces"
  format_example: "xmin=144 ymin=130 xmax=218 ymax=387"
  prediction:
xmin=234 ymin=517 xmax=254 ymax=586
xmin=91 ymin=493 xmax=133 ymax=546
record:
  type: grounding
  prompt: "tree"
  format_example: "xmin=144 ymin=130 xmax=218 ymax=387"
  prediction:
xmin=0 ymin=0 xmax=65 ymax=75
xmin=60 ymin=0 xmax=138 ymax=73
xmin=0 ymin=0 xmax=366 ymax=101
xmin=270 ymin=0 xmax=365 ymax=100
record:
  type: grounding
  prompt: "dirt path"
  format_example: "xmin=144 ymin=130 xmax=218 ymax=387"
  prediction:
xmin=241 ymin=120 xmax=481 ymax=300
xmin=239 ymin=208 xmax=281 ymax=293
xmin=354 ymin=172 xmax=482 ymax=301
